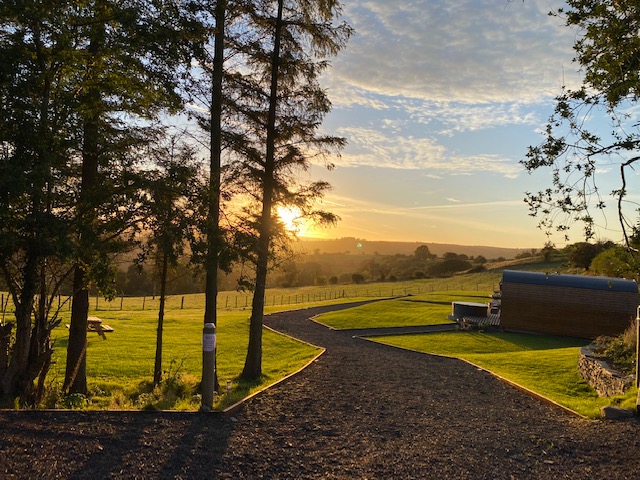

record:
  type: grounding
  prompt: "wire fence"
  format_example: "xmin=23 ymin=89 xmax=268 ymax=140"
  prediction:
xmin=0 ymin=281 xmax=501 ymax=316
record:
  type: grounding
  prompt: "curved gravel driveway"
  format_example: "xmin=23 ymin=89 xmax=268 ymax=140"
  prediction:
xmin=2 ymin=301 xmax=640 ymax=479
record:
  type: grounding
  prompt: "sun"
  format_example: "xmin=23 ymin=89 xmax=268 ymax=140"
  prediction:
xmin=276 ymin=206 xmax=306 ymax=235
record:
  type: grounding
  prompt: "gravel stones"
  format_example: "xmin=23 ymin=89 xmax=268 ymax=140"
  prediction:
xmin=2 ymin=301 xmax=640 ymax=479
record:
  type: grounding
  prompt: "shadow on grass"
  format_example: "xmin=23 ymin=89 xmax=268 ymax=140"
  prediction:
xmin=400 ymin=299 xmax=452 ymax=306
xmin=477 ymin=331 xmax=588 ymax=351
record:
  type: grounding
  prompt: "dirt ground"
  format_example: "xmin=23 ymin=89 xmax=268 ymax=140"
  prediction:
xmin=2 ymin=302 xmax=640 ymax=479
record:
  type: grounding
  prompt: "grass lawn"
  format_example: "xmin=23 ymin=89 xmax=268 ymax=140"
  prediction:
xmin=47 ymin=303 xmax=322 ymax=411
xmin=367 ymin=331 xmax=638 ymax=418
xmin=316 ymin=291 xmax=490 ymax=330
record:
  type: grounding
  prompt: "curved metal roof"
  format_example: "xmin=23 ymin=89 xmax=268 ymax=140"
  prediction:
xmin=502 ymin=270 xmax=639 ymax=293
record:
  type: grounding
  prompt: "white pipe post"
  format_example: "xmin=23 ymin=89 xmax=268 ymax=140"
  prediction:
xmin=200 ymin=323 xmax=216 ymax=412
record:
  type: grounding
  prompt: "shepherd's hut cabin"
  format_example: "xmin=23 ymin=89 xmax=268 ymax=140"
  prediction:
xmin=500 ymin=270 xmax=639 ymax=338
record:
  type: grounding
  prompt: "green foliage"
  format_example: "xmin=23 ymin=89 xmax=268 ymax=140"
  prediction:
xmin=131 ymin=359 xmax=199 ymax=411
xmin=515 ymin=249 xmax=537 ymax=259
xmin=474 ymin=255 xmax=487 ymax=265
xmin=61 ymin=393 xmax=90 ymax=410
xmin=594 ymin=318 xmax=637 ymax=375
xmin=541 ymin=241 xmax=556 ymax=262
xmin=414 ymin=245 xmax=435 ymax=261
xmin=590 ymin=245 xmax=640 ymax=281
xmin=428 ymin=258 xmax=472 ymax=276
xmin=565 ymin=242 xmax=613 ymax=270
xmin=523 ymin=1 xmax=640 ymax=243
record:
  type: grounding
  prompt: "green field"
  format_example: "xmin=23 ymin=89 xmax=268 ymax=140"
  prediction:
xmin=43 ymin=305 xmax=323 ymax=411
xmin=2 ymin=257 xmax=629 ymax=415
xmin=0 ymin=272 xmax=505 ymax=317
xmin=316 ymin=291 xmax=489 ymax=329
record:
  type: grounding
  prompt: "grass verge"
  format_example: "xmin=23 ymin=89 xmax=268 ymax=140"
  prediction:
xmin=316 ymin=291 xmax=489 ymax=330
xmin=367 ymin=330 xmax=637 ymax=418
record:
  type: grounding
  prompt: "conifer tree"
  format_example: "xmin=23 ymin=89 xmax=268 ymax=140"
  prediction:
xmin=234 ymin=0 xmax=352 ymax=380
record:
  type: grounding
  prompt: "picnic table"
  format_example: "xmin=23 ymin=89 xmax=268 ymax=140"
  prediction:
xmin=66 ymin=316 xmax=114 ymax=340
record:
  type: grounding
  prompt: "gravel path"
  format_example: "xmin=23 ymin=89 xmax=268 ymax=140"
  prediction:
xmin=2 ymin=301 xmax=640 ymax=479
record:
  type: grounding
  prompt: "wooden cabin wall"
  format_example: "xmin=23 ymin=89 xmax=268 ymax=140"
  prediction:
xmin=500 ymin=282 xmax=639 ymax=338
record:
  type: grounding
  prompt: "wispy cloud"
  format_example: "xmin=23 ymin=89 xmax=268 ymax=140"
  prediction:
xmin=408 ymin=199 xmax=525 ymax=210
xmin=327 ymin=126 xmax=522 ymax=178
xmin=330 ymin=0 xmax=578 ymax=105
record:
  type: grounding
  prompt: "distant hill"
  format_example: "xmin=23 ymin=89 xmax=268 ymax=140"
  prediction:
xmin=293 ymin=237 xmax=528 ymax=260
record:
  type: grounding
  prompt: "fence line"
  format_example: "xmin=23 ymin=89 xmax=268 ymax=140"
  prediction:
xmin=0 ymin=282 xmax=500 ymax=315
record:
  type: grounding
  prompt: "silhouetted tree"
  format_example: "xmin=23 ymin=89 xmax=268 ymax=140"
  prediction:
xmin=237 ymin=0 xmax=351 ymax=381
xmin=523 ymin=1 xmax=640 ymax=250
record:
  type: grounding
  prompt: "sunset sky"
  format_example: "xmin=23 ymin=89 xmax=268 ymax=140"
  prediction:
xmin=301 ymin=0 xmax=635 ymax=249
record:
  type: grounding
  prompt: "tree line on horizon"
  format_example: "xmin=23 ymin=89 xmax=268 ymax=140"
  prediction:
xmin=96 ymin=244 xmax=493 ymax=295
xmin=0 ymin=0 xmax=351 ymax=407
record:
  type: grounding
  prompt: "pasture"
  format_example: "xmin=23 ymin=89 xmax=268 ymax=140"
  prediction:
xmin=3 ymin=260 xmax=634 ymax=416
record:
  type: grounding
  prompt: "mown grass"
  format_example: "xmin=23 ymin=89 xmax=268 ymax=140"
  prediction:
xmin=367 ymin=331 xmax=637 ymax=418
xmin=46 ymin=305 xmax=322 ymax=411
xmin=316 ymin=291 xmax=489 ymax=329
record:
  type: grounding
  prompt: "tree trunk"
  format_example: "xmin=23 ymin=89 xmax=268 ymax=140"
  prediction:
xmin=0 ymin=31 xmax=55 ymax=406
xmin=0 ymin=255 xmax=38 ymax=406
xmin=154 ymin=250 xmax=169 ymax=386
xmin=241 ymin=0 xmax=284 ymax=382
xmin=65 ymin=267 xmax=89 ymax=394
xmin=203 ymin=0 xmax=226 ymax=390
xmin=64 ymin=19 xmax=103 ymax=396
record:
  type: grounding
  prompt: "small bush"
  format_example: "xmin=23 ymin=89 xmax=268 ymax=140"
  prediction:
xmin=62 ymin=393 xmax=89 ymax=409
xmin=594 ymin=318 xmax=637 ymax=375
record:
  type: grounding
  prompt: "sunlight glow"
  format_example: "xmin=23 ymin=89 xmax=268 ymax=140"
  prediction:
xmin=276 ymin=206 xmax=308 ymax=236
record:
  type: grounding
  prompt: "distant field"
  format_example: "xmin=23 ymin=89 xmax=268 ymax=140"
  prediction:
xmin=0 ymin=272 xmax=505 ymax=317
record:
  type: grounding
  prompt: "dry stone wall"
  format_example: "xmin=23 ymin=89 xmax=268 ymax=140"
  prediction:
xmin=578 ymin=345 xmax=634 ymax=397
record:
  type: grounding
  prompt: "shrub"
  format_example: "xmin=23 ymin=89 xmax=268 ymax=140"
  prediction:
xmin=428 ymin=258 xmax=472 ymax=276
xmin=590 ymin=246 xmax=639 ymax=281
xmin=351 ymin=273 xmax=365 ymax=284
xmin=593 ymin=318 xmax=637 ymax=375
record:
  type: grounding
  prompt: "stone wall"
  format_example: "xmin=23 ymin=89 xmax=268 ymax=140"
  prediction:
xmin=578 ymin=345 xmax=634 ymax=397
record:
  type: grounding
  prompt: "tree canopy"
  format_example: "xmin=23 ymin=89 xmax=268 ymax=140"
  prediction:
xmin=0 ymin=0 xmax=351 ymax=405
xmin=523 ymin=0 xmax=640 ymax=248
